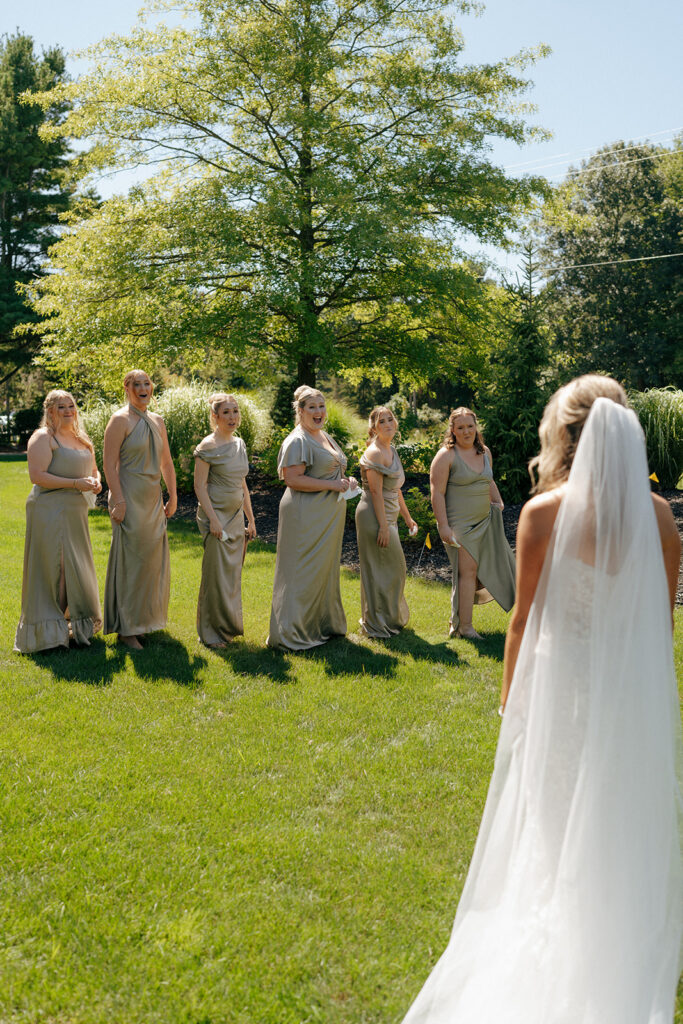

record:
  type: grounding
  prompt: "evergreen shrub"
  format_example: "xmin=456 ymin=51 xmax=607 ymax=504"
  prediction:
xmin=629 ymin=388 xmax=683 ymax=489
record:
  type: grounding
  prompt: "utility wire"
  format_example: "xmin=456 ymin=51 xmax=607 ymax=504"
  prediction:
xmin=545 ymin=149 xmax=679 ymax=181
xmin=505 ymin=125 xmax=683 ymax=171
xmin=548 ymin=251 xmax=683 ymax=273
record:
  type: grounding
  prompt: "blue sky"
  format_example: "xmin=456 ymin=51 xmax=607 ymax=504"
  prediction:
xmin=5 ymin=0 xmax=682 ymax=274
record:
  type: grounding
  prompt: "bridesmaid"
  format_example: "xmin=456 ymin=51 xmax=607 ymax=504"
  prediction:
xmin=267 ymin=386 xmax=356 ymax=650
xmin=14 ymin=390 xmax=102 ymax=653
xmin=430 ymin=407 xmax=515 ymax=639
xmin=193 ymin=393 xmax=257 ymax=648
xmin=355 ymin=407 xmax=416 ymax=637
xmin=103 ymin=369 xmax=177 ymax=649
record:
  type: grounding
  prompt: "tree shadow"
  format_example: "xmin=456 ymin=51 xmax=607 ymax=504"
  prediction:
xmin=210 ymin=639 xmax=293 ymax=684
xmin=123 ymin=631 xmax=208 ymax=687
xmin=27 ymin=636 xmax=125 ymax=687
xmin=298 ymin=635 xmax=399 ymax=678
xmin=373 ymin=628 xmax=466 ymax=667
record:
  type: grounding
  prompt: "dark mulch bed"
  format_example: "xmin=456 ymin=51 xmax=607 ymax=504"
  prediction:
xmin=171 ymin=469 xmax=683 ymax=606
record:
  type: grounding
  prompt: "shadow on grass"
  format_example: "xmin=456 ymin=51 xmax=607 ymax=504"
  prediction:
xmin=126 ymin=631 xmax=208 ymax=686
xmin=458 ymin=629 xmax=506 ymax=662
xmin=299 ymin=635 xmax=399 ymax=677
xmin=0 ymin=452 xmax=27 ymax=462
xmin=211 ymin=640 xmax=293 ymax=684
xmin=28 ymin=636 xmax=125 ymax=686
xmin=374 ymin=628 xmax=466 ymax=667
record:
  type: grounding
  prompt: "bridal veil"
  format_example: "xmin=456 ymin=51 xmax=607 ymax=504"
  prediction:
xmin=403 ymin=398 xmax=683 ymax=1024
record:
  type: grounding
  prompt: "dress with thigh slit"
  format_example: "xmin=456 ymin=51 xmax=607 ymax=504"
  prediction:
xmin=103 ymin=408 xmax=170 ymax=636
xmin=194 ymin=437 xmax=249 ymax=644
xmin=14 ymin=442 xmax=102 ymax=653
xmin=444 ymin=448 xmax=515 ymax=636
xmin=355 ymin=447 xmax=409 ymax=637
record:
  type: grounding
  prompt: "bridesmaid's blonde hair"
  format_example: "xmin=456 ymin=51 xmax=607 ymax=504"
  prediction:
xmin=529 ymin=375 xmax=628 ymax=494
xmin=40 ymin=390 xmax=94 ymax=452
xmin=208 ymin=392 xmax=240 ymax=428
xmin=123 ymin=369 xmax=154 ymax=394
xmin=293 ymin=386 xmax=325 ymax=424
xmin=443 ymin=407 xmax=484 ymax=454
xmin=367 ymin=406 xmax=399 ymax=445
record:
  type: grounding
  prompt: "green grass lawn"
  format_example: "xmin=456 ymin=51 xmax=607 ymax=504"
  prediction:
xmin=1 ymin=454 xmax=682 ymax=1024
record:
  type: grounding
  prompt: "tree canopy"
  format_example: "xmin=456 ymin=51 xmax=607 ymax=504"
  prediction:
xmin=538 ymin=139 xmax=683 ymax=389
xmin=30 ymin=0 xmax=549 ymax=394
xmin=0 ymin=32 xmax=75 ymax=387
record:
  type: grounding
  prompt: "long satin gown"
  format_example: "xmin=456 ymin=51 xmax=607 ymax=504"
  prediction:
xmin=355 ymin=447 xmax=409 ymax=637
xmin=194 ymin=437 xmax=249 ymax=644
xmin=267 ymin=426 xmax=347 ymax=650
xmin=444 ymin=448 xmax=515 ymax=636
xmin=14 ymin=441 xmax=102 ymax=653
xmin=103 ymin=408 xmax=170 ymax=637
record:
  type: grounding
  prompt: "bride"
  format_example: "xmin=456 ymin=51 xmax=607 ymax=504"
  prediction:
xmin=402 ymin=375 xmax=683 ymax=1024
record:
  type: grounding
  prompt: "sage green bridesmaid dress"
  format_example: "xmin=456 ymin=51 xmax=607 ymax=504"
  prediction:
xmin=267 ymin=426 xmax=347 ymax=650
xmin=103 ymin=408 xmax=170 ymax=636
xmin=14 ymin=442 xmax=102 ymax=653
xmin=355 ymin=447 xmax=409 ymax=637
xmin=194 ymin=437 xmax=249 ymax=644
xmin=444 ymin=448 xmax=515 ymax=636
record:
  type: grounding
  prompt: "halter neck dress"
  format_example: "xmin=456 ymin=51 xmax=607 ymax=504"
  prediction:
xmin=355 ymin=446 xmax=410 ymax=637
xmin=14 ymin=437 xmax=102 ymax=653
xmin=194 ymin=437 xmax=249 ymax=644
xmin=444 ymin=447 xmax=515 ymax=636
xmin=103 ymin=407 xmax=170 ymax=637
xmin=267 ymin=426 xmax=347 ymax=650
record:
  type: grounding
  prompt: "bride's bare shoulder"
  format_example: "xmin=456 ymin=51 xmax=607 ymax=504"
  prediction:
xmin=519 ymin=489 xmax=564 ymax=537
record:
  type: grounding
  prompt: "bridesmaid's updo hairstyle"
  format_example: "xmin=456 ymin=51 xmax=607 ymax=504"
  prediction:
xmin=208 ymin=392 xmax=240 ymax=429
xmin=367 ymin=406 xmax=399 ymax=445
xmin=443 ymin=407 xmax=484 ymax=454
xmin=40 ymin=390 xmax=94 ymax=452
xmin=529 ymin=374 xmax=628 ymax=494
xmin=123 ymin=368 xmax=154 ymax=395
xmin=293 ymin=386 xmax=325 ymax=424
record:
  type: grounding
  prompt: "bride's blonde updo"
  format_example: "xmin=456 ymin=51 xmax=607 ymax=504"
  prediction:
xmin=293 ymin=386 xmax=325 ymax=424
xmin=40 ymin=390 xmax=94 ymax=452
xmin=529 ymin=374 xmax=628 ymax=494
xmin=367 ymin=406 xmax=399 ymax=445
xmin=208 ymin=392 xmax=240 ymax=428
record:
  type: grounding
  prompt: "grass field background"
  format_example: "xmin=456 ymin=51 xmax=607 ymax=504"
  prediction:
xmin=1 ymin=454 xmax=681 ymax=1023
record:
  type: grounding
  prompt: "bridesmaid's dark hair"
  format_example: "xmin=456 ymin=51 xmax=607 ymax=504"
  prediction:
xmin=443 ymin=407 xmax=485 ymax=454
xmin=208 ymin=392 xmax=240 ymax=429
xmin=40 ymin=390 xmax=94 ymax=453
xmin=367 ymin=406 xmax=399 ymax=446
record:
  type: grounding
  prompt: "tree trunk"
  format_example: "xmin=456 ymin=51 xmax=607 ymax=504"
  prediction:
xmin=297 ymin=354 xmax=316 ymax=387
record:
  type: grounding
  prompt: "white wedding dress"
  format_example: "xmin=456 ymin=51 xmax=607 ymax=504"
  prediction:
xmin=403 ymin=399 xmax=683 ymax=1024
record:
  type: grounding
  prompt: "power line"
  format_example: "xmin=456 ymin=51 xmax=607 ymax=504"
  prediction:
xmin=548 ymin=251 xmax=683 ymax=273
xmin=504 ymin=125 xmax=683 ymax=172
xmin=545 ymin=149 xmax=679 ymax=181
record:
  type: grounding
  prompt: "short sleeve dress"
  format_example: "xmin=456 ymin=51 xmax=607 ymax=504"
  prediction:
xmin=267 ymin=425 xmax=347 ymax=650
xmin=444 ymin=448 xmax=515 ymax=636
xmin=14 ymin=440 xmax=102 ymax=653
xmin=194 ymin=437 xmax=249 ymax=644
xmin=103 ymin=407 xmax=170 ymax=637
xmin=355 ymin=447 xmax=409 ymax=637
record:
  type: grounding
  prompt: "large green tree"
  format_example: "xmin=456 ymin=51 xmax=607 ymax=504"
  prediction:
xmin=32 ymin=0 xmax=548 ymax=392
xmin=538 ymin=140 xmax=683 ymax=389
xmin=0 ymin=32 xmax=75 ymax=387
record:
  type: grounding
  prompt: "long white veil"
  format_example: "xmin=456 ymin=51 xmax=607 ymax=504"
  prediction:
xmin=403 ymin=398 xmax=683 ymax=1024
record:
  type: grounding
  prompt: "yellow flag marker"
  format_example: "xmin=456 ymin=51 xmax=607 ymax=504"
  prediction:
xmin=425 ymin=532 xmax=432 ymax=550
xmin=649 ymin=472 xmax=659 ymax=483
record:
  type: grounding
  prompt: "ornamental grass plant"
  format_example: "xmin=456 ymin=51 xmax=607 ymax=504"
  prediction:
xmin=629 ymin=387 xmax=683 ymax=489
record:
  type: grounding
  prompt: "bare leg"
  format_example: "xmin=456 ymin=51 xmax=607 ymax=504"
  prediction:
xmin=457 ymin=546 xmax=482 ymax=638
